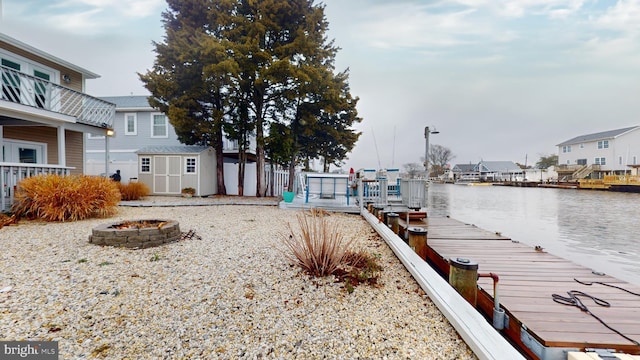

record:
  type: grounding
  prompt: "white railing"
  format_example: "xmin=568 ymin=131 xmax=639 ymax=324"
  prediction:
xmin=1 ymin=163 xmax=73 ymax=211
xmin=1 ymin=65 xmax=115 ymax=128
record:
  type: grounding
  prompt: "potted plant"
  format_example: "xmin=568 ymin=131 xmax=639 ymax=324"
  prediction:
xmin=181 ymin=187 xmax=196 ymax=198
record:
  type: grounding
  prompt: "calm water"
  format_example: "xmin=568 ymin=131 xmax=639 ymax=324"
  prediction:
xmin=426 ymin=183 xmax=640 ymax=286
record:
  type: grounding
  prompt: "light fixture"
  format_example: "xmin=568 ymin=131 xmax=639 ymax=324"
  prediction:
xmin=62 ymin=74 xmax=71 ymax=84
xmin=106 ymin=129 xmax=115 ymax=137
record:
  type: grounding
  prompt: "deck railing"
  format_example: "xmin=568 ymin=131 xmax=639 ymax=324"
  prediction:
xmin=1 ymin=163 xmax=73 ymax=211
xmin=1 ymin=65 xmax=115 ymax=128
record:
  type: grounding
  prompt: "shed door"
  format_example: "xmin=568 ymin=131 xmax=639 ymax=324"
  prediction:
xmin=153 ymin=156 xmax=181 ymax=194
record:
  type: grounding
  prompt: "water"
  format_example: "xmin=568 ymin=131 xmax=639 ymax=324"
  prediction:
xmin=426 ymin=183 xmax=640 ymax=286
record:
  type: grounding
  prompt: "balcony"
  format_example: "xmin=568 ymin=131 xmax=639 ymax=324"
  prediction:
xmin=1 ymin=65 xmax=114 ymax=128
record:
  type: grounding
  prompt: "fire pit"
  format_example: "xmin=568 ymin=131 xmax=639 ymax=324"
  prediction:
xmin=89 ymin=219 xmax=181 ymax=248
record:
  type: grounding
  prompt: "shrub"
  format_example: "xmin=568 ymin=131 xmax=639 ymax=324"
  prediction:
xmin=117 ymin=182 xmax=150 ymax=201
xmin=11 ymin=174 xmax=121 ymax=222
xmin=281 ymin=210 xmax=355 ymax=277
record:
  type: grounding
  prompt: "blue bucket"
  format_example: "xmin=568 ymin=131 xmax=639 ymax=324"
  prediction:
xmin=283 ymin=191 xmax=295 ymax=203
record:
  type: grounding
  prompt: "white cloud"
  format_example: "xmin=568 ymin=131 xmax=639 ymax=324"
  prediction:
xmin=594 ymin=0 xmax=640 ymax=34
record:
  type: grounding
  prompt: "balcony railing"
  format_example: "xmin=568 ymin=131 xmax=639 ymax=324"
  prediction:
xmin=1 ymin=163 xmax=73 ymax=211
xmin=1 ymin=65 xmax=114 ymax=128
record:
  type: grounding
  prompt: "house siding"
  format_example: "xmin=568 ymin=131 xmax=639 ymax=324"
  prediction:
xmin=558 ymin=128 xmax=640 ymax=171
xmin=0 ymin=40 xmax=83 ymax=92
xmin=3 ymin=126 xmax=84 ymax=173
xmin=86 ymin=111 xmax=180 ymax=161
xmin=65 ymin=130 xmax=84 ymax=174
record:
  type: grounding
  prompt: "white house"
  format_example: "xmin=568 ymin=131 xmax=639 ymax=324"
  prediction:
xmin=556 ymin=126 xmax=640 ymax=180
xmin=0 ymin=33 xmax=114 ymax=210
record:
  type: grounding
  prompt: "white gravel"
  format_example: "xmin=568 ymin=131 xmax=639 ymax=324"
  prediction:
xmin=0 ymin=203 xmax=476 ymax=359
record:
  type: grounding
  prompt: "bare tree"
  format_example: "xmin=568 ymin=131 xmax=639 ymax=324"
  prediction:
xmin=403 ymin=162 xmax=424 ymax=179
xmin=424 ymin=144 xmax=455 ymax=177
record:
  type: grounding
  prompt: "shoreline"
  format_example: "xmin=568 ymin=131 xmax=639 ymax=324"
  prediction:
xmin=0 ymin=204 xmax=476 ymax=359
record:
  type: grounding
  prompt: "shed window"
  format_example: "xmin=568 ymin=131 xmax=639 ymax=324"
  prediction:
xmin=140 ymin=157 xmax=151 ymax=173
xmin=185 ymin=157 xmax=196 ymax=174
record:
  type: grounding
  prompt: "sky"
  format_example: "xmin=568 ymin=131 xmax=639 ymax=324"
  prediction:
xmin=2 ymin=0 xmax=640 ymax=171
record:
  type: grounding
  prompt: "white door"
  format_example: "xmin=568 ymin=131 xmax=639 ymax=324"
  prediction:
xmin=153 ymin=156 xmax=181 ymax=194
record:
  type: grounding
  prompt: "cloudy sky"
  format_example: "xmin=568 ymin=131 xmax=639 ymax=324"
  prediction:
xmin=3 ymin=0 xmax=640 ymax=170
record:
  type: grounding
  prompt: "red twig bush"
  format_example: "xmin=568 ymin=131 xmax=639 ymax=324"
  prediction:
xmin=11 ymin=174 xmax=121 ymax=222
xmin=117 ymin=182 xmax=150 ymax=201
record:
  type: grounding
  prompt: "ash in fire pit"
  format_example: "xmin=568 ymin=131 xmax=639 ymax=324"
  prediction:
xmin=89 ymin=219 xmax=181 ymax=248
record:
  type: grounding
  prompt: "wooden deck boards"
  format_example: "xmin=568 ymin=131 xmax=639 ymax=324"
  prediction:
xmin=424 ymin=216 xmax=640 ymax=357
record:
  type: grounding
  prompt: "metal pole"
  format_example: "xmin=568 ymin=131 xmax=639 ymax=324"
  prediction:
xmin=424 ymin=126 xmax=430 ymax=178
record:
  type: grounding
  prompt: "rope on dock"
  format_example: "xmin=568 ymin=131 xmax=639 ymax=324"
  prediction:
xmin=552 ymin=283 xmax=640 ymax=346
xmin=574 ymin=278 xmax=640 ymax=297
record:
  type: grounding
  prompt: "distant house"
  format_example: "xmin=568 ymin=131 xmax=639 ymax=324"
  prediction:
xmin=85 ymin=95 xmax=260 ymax=194
xmin=0 ymin=33 xmax=115 ymax=210
xmin=474 ymin=161 xmax=522 ymax=182
xmin=451 ymin=164 xmax=477 ymax=181
xmin=556 ymin=126 xmax=640 ymax=180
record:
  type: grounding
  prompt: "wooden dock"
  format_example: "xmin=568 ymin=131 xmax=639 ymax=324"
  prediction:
xmin=422 ymin=216 xmax=640 ymax=359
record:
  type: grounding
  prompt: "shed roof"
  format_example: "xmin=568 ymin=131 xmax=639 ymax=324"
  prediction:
xmin=557 ymin=126 xmax=640 ymax=146
xmin=136 ymin=145 xmax=211 ymax=154
xmin=99 ymin=95 xmax=154 ymax=110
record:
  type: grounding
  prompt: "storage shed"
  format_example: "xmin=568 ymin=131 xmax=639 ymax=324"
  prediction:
xmin=135 ymin=145 xmax=216 ymax=196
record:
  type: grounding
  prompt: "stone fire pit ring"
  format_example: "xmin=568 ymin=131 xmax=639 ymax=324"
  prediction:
xmin=89 ymin=219 xmax=181 ymax=249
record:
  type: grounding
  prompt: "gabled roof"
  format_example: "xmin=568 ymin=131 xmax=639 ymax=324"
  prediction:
xmin=477 ymin=161 xmax=521 ymax=172
xmin=452 ymin=164 xmax=476 ymax=172
xmin=136 ymin=145 xmax=210 ymax=154
xmin=557 ymin=126 xmax=640 ymax=146
xmin=99 ymin=95 xmax=154 ymax=110
xmin=0 ymin=33 xmax=100 ymax=79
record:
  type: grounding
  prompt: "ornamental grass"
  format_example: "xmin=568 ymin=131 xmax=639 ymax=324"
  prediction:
xmin=281 ymin=211 xmax=355 ymax=277
xmin=11 ymin=174 xmax=121 ymax=222
xmin=117 ymin=181 xmax=150 ymax=201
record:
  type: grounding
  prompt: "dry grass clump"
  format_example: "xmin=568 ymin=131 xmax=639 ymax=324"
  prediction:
xmin=281 ymin=210 xmax=382 ymax=291
xmin=11 ymin=174 xmax=121 ymax=222
xmin=117 ymin=181 xmax=150 ymax=201
xmin=281 ymin=211 xmax=353 ymax=277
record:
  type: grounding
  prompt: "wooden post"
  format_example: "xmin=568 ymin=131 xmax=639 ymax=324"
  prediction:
xmin=387 ymin=212 xmax=399 ymax=234
xmin=408 ymin=227 xmax=428 ymax=260
xmin=449 ymin=257 xmax=478 ymax=307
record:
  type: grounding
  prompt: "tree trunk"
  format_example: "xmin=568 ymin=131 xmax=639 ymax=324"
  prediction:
xmin=215 ymin=128 xmax=226 ymax=195
xmin=288 ymin=158 xmax=296 ymax=192
xmin=255 ymin=100 xmax=267 ymax=197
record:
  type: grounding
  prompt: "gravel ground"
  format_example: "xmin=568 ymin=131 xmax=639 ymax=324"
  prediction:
xmin=0 ymin=201 xmax=476 ymax=359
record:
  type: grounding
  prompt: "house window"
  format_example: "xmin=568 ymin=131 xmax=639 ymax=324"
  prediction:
xmin=577 ymin=159 xmax=587 ymax=165
xmin=87 ymin=133 xmax=105 ymax=140
xmin=2 ymin=58 xmax=21 ymax=102
xmin=619 ymin=156 xmax=623 ymax=165
xmin=579 ymin=143 xmax=584 ymax=149
xmin=594 ymin=157 xmax=606 ymax=165
xmin=634 ymin=156 xmax=637 ymax=165
xmin=151 ymin=113 xmax=168 ymax=138
xmin=185 ymin=157 xmax=196 ymax=174
xmin=562 ymin=145 xmax=571 ymax=153
xmin=597 ymin=140 xmax=609 ymax=149
xmin=140 ymin=157 xmax=151 ymax=173
xmin=125 ymin=113 xmax=137 ymax=135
